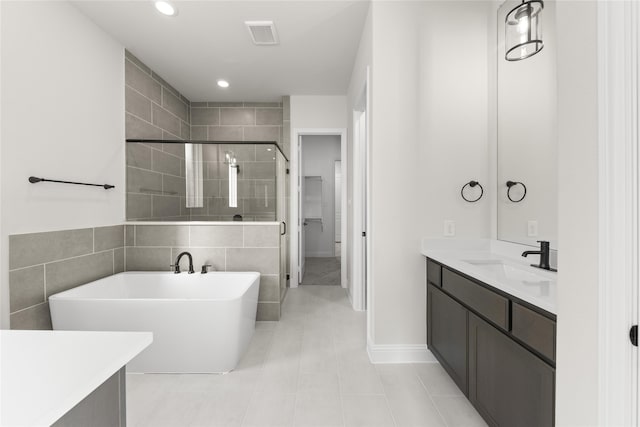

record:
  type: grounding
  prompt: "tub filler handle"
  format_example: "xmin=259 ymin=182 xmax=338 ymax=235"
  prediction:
xmin=201 ymin=264 xmax=213 ymax=274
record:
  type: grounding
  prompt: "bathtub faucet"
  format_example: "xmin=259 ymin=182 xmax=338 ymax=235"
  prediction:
xmin=171 ymin=252 xmax=195 ymax=274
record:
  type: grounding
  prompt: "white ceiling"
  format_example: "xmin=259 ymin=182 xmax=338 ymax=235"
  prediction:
xmin=72 ymin=0 xmax=370 ymax=102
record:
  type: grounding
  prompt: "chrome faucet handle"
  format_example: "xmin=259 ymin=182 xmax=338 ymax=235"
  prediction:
xmin=169 ymin=264 xmax=181 ymax=274
xmin=201 ymin=264 xmax=213 ymax=274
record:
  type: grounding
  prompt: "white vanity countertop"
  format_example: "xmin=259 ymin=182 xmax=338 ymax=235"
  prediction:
xmin=0 ymin=330 xmax=152 ymax=427
xmin=421 ymin=239 xmax=557 ymax=315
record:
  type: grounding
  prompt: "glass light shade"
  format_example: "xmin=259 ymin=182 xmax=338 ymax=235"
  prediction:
xmin=505 ymin=0 xmax=544 ymax=61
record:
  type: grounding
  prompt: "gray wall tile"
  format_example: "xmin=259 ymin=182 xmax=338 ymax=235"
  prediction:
xmin=152 ymin=149 xmax=181 ymax=176
xmin=94 ymin=225 xmax=124 ymax=252
xmin=10 ymin=303 xmax=52 ymax=330
xmin=114 ymin=248 xmax=125 ymax=274
xmin=162 ymin=88 xmax=189 ymax=122
xmin=126 ymin=247 xmax=172 ymax=271
xmin=10 ymin=229 xmax=93 ymax=270
xmin=171 ymin=248 xmax=225 ymax=272
xmin=223 ymin=143 xmax=256 ymax=161
xmin=152 ymin=103 xmax=181 ymax=137
xmin=190 ymin=225 xmax=243 ymax=247
xmin=191 ymin=126 xmax=207 ymax=140
xmin=125 ymin=86 xmax=152 ymax=122
xmin=256 ymin=109 xmax=283 ymax=125
xmin=126 ymin=144 xmax=152 ymax=169
xmin=243 ymin=126 xmax=280 ymax=142
xmin=191 ymin=102 xmax=208 ymax=108
xmin=152 ymin=195 xmax=182 ymax=217
xmin=125 ymin=50 xmax=151 ymax=74
xmin=221 ymin=108 xmax=255 ymax=126
xmin=10 ymin=265 xmax=45 ymax=313
xmin=256 ymin=302 xmax=280 ymax=321
xmin=208 ymin=198 xmax=244 ymax=216
xmin=127 ymin=194 xmax=152 ymax=219
xmin=127 ymin=166 xmax=162 ymax=194
xmin=163 ymin=143 xmax=185 ymax=159
xmin=246 ymin=198 xmax=276 ymax=214
xmin=163 ymin=174 xmax=186 ymax=197
xmin=208 ymin=126 xmax=243 ymax=141
xmin=256 ymin=145 xmax=278 ymax=161
xmin=125 ymin=225 xmax=135 ymax=246
xmin=181 ymin=120 xmax=190 ymax=140
xmin=135 ymin=225 xmax=189 ymax=247
xmin=46 ymin=251 xmax=114 ymax=297
xmin=258 ymin=275 xmax=280 ymax=302
xmin=126 ymin=113 xmax=162 ymax=139
xmin=244 ymin=162 xmax=276 ymax=179
xmin=203 ymin=180 xmax=220 ymax=198
xmin=125 ymin=59 xmax=161 ymax=104
xmin=226 ymin=248 xmax=279 ymax=274
xmin=209 ymin=102 xmax=243 ymax=107
xmin=244 ymin=225 xmax=279 ymax=248
xmin=152 ymin=71 xmax=181 ymax=99
xmin=202 ymin=145 xmax=219 ymax=162
xmin=245 ymin=102 xmax=281 ymax=108
xmin=192 ymin=108 xmax=220 ymax=126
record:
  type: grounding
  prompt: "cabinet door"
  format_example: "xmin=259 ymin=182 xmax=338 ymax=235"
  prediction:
xmin=427 ymin=284 xmax=468 ymax=395
xmin=469 ymin=313 xmax=554 ymax=427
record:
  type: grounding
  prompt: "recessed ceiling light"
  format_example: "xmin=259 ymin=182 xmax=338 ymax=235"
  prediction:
xmin=155 ymin=1 xmax=176 ymax=16
xmin=217 ymin=80 xmax=230 ymax=88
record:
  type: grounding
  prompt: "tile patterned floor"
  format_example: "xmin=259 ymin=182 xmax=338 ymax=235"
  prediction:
xmin=127 ymin=285 xmax=487 ymax=427
xmin=302 ymin=258 xmax=341 ymax=286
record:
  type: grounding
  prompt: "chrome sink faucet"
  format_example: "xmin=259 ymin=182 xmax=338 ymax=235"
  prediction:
xmin=522 ymin=241 xmax=557 ymax=272
xmin=171 ymin=251 xmax=195 ymax=274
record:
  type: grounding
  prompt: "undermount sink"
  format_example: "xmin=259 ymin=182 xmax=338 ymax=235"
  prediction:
xmin=463 ymin=259 xmax=550 ymax=283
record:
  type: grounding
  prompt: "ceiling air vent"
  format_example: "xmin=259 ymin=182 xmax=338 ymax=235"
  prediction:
xmin=245 ymin=21 xmax=279 ymax=46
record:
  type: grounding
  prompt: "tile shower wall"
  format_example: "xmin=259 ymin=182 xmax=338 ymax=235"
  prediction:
xmin=125 ymin=50 xmax=191 ymax=221
xmin=193 ymin=143 xmax=277 ymax=221
xmin=8 ymin=225 xmax=125 ymax=329
xmin=190 ymin=101 xmax=283 ymax=148
xmin=282 ymin=96 xmax=291 ymax=295
xmin=125 ymin=224 xmax=282 ymax=320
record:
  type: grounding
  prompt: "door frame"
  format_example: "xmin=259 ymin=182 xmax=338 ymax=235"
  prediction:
xmin=597 ymin=1 xmax=639 ymax=425
xmin=291 ymin=128 xmax=347 ymax=288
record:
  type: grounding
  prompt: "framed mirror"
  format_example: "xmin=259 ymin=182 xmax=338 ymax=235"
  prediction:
xmin=497 ymin=0 xmax=558 ymax=249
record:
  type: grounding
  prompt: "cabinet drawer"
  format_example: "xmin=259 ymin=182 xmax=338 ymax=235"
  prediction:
xmin=442 ymin=268 xmax=509 ymax=330
xmin=512 ymin=303 xmax=556 ymax=362
xmin=427 ymin=259 xmax=442 ymax=286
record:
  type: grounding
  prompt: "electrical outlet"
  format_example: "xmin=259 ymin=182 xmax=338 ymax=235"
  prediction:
xmin=527 ymin=220 xmax=538 ymax=237
xmin=444 ymin=220 xmax=456 ymax=237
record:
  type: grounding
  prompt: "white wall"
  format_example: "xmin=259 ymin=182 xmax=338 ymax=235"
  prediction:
xmin=0 ymin=1 xmax=125 ymax=328
xmin=555 ymin=1 xmax=600 ymax=424
xmin=367 ymin=1 xmax=491 ymax=347
xmin=290 ymin=96 xmax=347 ymax=130
xmin=301 ymin=135 xmax=341 ymax=257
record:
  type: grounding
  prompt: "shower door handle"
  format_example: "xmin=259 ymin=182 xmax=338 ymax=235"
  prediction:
xmin=281 ymin=221 xmax=287 ymax=235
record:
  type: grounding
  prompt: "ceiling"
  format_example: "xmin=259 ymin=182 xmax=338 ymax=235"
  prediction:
xmin=72 ymin=1 xmax=370 ymax=102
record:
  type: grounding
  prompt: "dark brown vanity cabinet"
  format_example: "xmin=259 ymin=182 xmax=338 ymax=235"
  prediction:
xmin=426 ymin=258 xmax=556 ymax=427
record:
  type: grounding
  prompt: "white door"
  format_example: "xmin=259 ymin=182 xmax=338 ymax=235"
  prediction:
xmin=298 ymin=136 xmax=306 ymax=284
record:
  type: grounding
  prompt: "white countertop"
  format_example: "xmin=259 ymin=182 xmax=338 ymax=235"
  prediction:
xmin=421 ymin=239 xmax=557 ymax=315
xmin=1 ymin=330 xmax=152 ymax=427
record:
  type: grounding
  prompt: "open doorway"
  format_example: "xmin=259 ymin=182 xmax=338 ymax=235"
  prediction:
xmin=299 ymin=135 xmax=342 ymax=285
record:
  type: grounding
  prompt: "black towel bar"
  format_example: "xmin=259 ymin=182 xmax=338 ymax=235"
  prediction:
xmin=28 ymin=176 xmax=115 ymax=190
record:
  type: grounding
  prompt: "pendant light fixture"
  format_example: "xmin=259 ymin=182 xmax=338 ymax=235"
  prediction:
xmin=505 ymin=0 xmax=544 ymax=61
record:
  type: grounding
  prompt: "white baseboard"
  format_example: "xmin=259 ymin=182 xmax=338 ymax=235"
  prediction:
xmin=367 ymin=343 xmax=437 ymax=364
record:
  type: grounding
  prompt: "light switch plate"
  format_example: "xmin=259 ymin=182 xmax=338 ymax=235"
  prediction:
xmin=444 ymin=220 xmax=456 ymax=237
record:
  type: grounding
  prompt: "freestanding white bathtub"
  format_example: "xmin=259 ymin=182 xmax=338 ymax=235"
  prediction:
xmin=49 ymin=271 xmax=260 ymax=374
